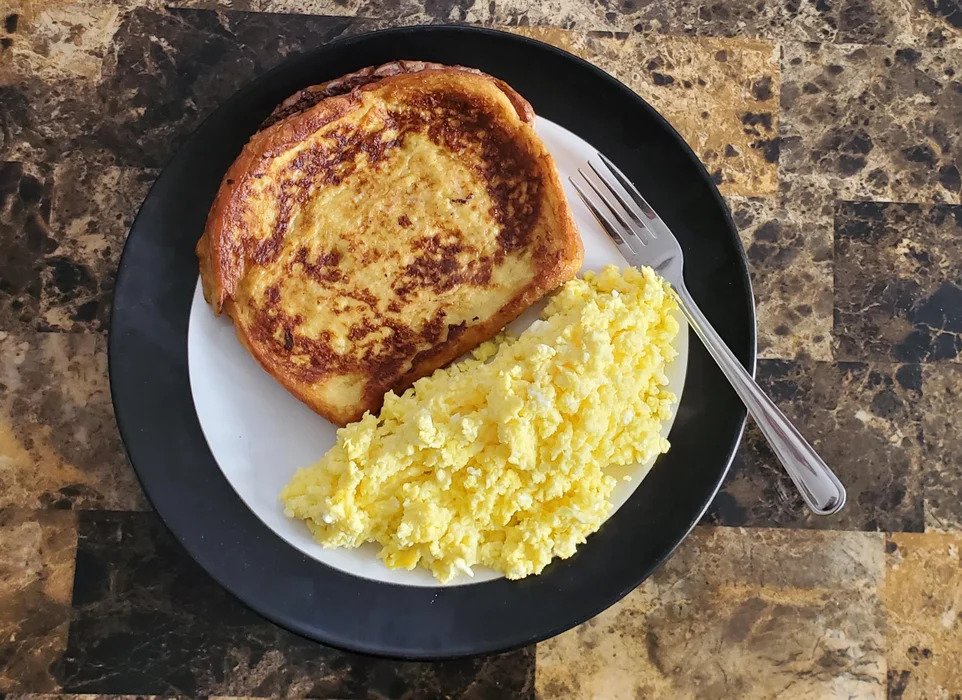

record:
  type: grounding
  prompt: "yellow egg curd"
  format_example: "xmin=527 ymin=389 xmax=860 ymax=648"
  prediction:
xmin=280 ymin=265 xmax=680 ymax=582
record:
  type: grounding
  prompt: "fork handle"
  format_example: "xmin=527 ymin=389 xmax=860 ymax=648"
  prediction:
xmin=672 ymin=283 xmax=846 ymax=515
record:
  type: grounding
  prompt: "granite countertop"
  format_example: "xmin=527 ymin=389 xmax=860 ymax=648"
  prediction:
xmin=0 ymin=1 xmax=960 ymax=698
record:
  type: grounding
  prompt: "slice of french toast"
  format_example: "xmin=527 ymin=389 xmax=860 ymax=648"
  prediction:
xmin=197 ymin=62 xmax=583 ymax=425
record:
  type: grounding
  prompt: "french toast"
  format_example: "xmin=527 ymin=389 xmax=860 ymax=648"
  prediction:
xmin=197 ymin=62 xmax=583 ymax=425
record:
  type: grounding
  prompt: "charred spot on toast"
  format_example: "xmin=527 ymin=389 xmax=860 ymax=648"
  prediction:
xmin=343 ymin=287 xmax=378 ymax=308
xmin=394 ymin=231 xmax=493 ymax=299
xmin=289 ymin=246 xmax=343 ymax=284
xmin=249 ymin=302 xmax=456 ymax=387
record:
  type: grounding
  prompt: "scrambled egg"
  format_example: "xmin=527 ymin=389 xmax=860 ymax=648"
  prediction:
xmin=281 ymin=266 xmax=679 ymax=582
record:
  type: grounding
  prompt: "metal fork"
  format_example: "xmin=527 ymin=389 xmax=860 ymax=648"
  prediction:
xmin=571 ymin=153 xmax=846 ymax=516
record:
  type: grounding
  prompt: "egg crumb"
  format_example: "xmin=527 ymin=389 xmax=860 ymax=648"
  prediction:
xmin=280 ymin=265 xmax=679 ymax=583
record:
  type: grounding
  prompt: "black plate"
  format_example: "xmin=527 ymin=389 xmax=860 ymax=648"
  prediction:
xmin=109 ymin=25 xmax=755 ymax=659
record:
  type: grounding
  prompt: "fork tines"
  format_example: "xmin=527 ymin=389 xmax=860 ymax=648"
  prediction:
xmin=569 ymin=153 xmax=664 ymax=254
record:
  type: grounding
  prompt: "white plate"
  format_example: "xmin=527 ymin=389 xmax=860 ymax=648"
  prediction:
xmin=187 ymin=117 xmax=688 ymax=587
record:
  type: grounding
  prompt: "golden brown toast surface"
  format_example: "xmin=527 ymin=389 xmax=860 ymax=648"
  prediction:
xmin=197 ymin=63 xmax=583 ymax=425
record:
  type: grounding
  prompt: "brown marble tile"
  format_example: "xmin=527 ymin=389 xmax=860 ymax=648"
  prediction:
xmin=0 ymin=161 xmax=54 ymax=330
xmin=536 ymin=526 xmax=886 ymax=699
xmin=728 ymin=177 xmax=833 ymax=361
xmin=493 ymin=0 xmax=962 ymax=47
xmin=172 ymin=0 xmax=494 ymax=23
xmin=42 ymin=156 xmax=157 ymax=331
xmin=707 ymin=359 xmax=925 ymax=532
xmin=883 ymin=532 xmax=962 ymax=699
xmin=7 ymin=695 xmax=173 ymax=699
xmin=0 ymin=331 xmax=145 ymax=510
xmin=781 ymin=42 xmax=962 ymax=205
xmin=0 ymin=2 xmax=156 ymax=163
xmin=919 ymin=365 xmax=962 ymax=532
xmin=835 ymin=202 xmax=962 ymax=363
xmin=0 ymin=78 xmax=82 ymax=164
xmin=499 ymin=0 xmax=835 ymax=41
xmin=0 ymin=51 xmax=98 ymax=164
xmin=0 ymin=8 xmax=371 ymax=167
xmin=0 ymin=1 xmax=124 ymax=84
xmin=508 ymin=27 xmax=779 ymax=196
xmin=91 ymin=7 xmax=369 ymax=168
xmin=0 ymin=509 xmax=78 ymax=694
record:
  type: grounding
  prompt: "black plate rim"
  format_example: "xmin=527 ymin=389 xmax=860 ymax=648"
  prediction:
xmin=108 ymin=23 xmax=756 ymax=660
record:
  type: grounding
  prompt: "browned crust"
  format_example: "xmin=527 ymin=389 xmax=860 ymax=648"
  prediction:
xmin=197 ymin=63 xmax=582 ymax=426
xmin=261 ymin=61 xmax=535 ymax=128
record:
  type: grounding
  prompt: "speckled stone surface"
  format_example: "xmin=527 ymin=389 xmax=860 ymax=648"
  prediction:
xmin=525 ymin=0 xmax=959 ymax=47
xmin=509 ymin=27 xmax=780 ymax=196
xmin=0 ymin=0 xmax=960 ymax=697
xmin=0 ymin=331 xmax=144 ymax=511
xmin=43 ymin=157 xmax=157 ymax=331
xmin=537 ymin=527 xmax=886 ymax=699
xmin=920 ymin=365 xmax=962 ymax=532
xmin=728 ymin=177 xmax=834 ymax=360
xmin=0 ymin=161 xmax=51 ymax=328
xmin=883 ymin=532 xmax=962 ymax=699
xmin=0 ymin=509 xmax=77 ymax=693
xmin=0 ymin=5 xmax=372 ymax=168
xmin=780 ymin=42 xmax=961 ymax=205
xmin=835 ymin=201 xmax=962 ymax=363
